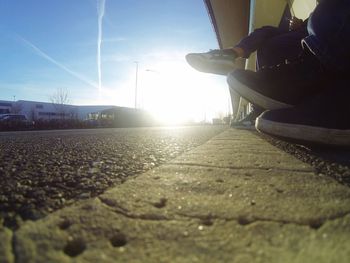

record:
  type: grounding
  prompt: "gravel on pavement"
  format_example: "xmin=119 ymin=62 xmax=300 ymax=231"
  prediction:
xmin=258 ymin=132 xmax=350 ymax=187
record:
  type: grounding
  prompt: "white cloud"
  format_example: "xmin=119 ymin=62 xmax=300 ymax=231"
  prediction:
xmin=102 ymin=53 xmax=131 ymax=63
xmin=16 ymin=35 xmax=99 ymax=90
xmin=103 ymin=37 xmax=127 ymax=43
xmin=97 ymin=0 xmax=106 ymax=92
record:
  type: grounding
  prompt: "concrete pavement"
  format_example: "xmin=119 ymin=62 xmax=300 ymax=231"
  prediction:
xmin=1 ymin=129 xmax=350 ymax=262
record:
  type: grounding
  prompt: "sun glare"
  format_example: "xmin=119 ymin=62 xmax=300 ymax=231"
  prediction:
xmin=138 ymin=61 xmax=230 ymax=125
xmin=94 ymin=58 xmax=231 ymax=125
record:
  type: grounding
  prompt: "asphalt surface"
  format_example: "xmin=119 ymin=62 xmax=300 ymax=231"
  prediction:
xmin=0 ymin=126 xmax=226 ymax=229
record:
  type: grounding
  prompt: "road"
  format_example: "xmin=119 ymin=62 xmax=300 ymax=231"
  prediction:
xmin=0 ymin=126 xmax=226 ymax=228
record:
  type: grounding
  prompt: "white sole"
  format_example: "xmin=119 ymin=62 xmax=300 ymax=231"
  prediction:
xmin=227 ymin=73 xmax=292 ymax=110
xmin=186 ymin=54 xmax=235 ymax=75
xmin=256 ymin=117 xmax=350 ymax=146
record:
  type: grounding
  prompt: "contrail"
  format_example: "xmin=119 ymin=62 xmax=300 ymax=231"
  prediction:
xmin=97 ymin=0 xmax=106 ymax=92
xmin=17 ymin=36 xmax=99 ymax=89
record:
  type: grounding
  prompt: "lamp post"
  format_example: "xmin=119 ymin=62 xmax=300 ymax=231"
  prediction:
xmin=134 ymin=61 xmax=139 ymax=109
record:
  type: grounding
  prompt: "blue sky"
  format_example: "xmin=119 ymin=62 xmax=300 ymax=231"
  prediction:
xmin=0 ymin=0 xmax=230 ymax=122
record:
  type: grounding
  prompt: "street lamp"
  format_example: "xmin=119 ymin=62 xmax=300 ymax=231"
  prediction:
xmin=145 ymin=69 xmax=160 ymax=74
xmin=134 ymin=67 xmax=160 ymax=110
xmin=134 ymin=61 xmax=139 ymax=109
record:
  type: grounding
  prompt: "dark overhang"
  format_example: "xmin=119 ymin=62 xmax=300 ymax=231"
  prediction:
xmin=203 ymin=0 xmax=250 ymax=49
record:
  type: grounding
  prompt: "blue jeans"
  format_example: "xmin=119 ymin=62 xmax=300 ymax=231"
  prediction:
xmin=235 ymin=26 xmax=307 ymax=70
xmin=302 ymin=0 xmax=350 ymax=72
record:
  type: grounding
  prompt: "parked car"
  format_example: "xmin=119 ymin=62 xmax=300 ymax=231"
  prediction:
xmin=0 ymin=114 xmax=34 ymax=130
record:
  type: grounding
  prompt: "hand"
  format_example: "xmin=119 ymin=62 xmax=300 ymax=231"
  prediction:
xmin=289 ymin=17 xmax=304 ymax=31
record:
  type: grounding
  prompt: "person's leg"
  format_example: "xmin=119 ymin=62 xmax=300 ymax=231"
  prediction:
xmin=230 ymin=104 xmax=264 ymax=127
xmin=232 ymin=27 xmax=307 ymax=126
xmin=227 ymin=1 xmax=350 ymax=112
xmin=230 ymin=0 xmax=350 ymax=142
xmin=256 ymin=27 xmax=307 ymax=69
xmin=227 ymin=44 xmax=329 ymax=111
xmin=235 ymin=26 xmax=288 ymax=58
xmin=302 ymin=0 xmax=350 ymax=72
xmin=253 ymin=0 xmax=350 ymax=146
xmin=186 ymin=26 xmax=288 ymax=75
xmin=255 ymin=78 xmax=350 ymax=146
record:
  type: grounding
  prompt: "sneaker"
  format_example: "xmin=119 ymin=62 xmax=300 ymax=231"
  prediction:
xmin=255 ymin=81 xmax=350 ymax=147
xmin=231 ymin=105 xmax=264 ymax=128
xmin=227 ymin=50 xmax=330 ymax=110
xmin=186 ymin=49 xmax=237 ymax=75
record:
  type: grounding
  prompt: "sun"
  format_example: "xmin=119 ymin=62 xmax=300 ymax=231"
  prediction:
xmin=138 ymin=60 xmax=230 ymax=125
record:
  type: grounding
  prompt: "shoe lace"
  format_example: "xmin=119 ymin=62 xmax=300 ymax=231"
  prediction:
xmin=208 ymin=49 xmax=235 ymax=58
xmin=260 ymin=50 xmax=323 ymax=73
xmin=260 ymin=56 xmax=303 ymax=71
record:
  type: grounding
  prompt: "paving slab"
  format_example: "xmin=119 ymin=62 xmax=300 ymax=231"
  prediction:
xmin=9 ymin=129 xmax=350 ymax=262
xmin=170 ymin=130 xmax=313 ymax=171
xmin=0 ymin=225 xmax=14 ymax=263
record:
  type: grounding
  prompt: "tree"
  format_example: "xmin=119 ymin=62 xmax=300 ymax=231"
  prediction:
xmin=50 ymin=88 xmax=71 ymax=119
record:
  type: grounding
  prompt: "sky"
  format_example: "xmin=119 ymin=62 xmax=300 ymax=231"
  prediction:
xmin=0 ymin=0 xmax=231 ymax=123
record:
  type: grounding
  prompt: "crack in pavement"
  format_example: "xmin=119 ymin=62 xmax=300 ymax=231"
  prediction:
xmin=167 ymin=162 xmax=314 ymax=173
xmin=176 ymin=211 xmax=350 ymax=229
xmin=97 ymin=196 xmax=350 ymax=230
xmin=11 ymin=229 xmax=18 ymax=263
xmin=98 ymin=197 xmax=169 ymax=221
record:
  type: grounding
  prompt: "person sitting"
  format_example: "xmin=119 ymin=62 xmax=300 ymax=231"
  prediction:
xmin=251 ymin=0 xmax=350 ymax=146
xmin=186 ymin=16 xmax=307 ymax=75
xmin=186 ymin=15 xmax=308 ymax=126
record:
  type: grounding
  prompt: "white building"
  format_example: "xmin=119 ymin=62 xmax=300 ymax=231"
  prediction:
xmin=0 ymin=100 xmax=115 ymax=121
xmin=0 ymin=101 xmax=12 ymax=115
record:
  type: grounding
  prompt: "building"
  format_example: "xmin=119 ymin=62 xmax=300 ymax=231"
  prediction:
xmin=203 ymin=0 xmax=317 ymax=120
xmin=0 ymin=101 xmax=12 ymax=114
xmin=0 ymin=99 xmax=115 ymax=121
xmin=0 ymin=99 xmax=157 ymax=128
